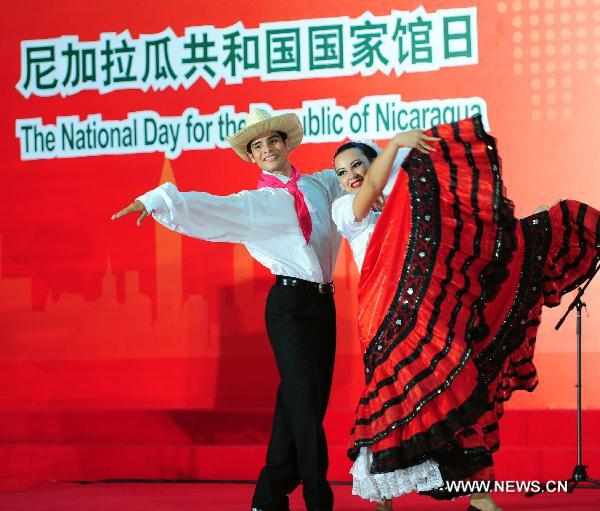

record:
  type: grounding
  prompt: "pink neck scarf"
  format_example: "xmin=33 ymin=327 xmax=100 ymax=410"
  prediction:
xmin=257 ymin=166 xmax=312 ymax=245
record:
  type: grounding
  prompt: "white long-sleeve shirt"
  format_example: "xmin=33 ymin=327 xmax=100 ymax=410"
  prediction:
xmin=137 ymin=169 xmax=342 ymax=283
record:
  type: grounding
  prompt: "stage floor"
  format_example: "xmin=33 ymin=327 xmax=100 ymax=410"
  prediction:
xmin=1 ymin=482 xmax=599 ymax=511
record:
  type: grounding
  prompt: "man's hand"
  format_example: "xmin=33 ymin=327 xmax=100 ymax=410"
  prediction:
xmin=111 ymin=200 xmax=149 ymax=226
xmin=533 ymin=199 xmax=562 ymax=215
xmin=392 ymin=130 xmax=440 ymax=153
xmin=372 ymin=195 xmax=386 ymax=212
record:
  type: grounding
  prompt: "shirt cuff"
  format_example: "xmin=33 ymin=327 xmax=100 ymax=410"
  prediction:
xmin=136 ymin=187 xmax=165 ymax=214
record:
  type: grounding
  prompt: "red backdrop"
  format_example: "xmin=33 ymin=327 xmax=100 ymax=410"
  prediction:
xmin=1 ymin=0 xmax=599 ymax=483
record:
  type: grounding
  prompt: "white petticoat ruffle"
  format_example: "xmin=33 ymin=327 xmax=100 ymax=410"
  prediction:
xmin=350 ymin=446 xmax=444 ymax=501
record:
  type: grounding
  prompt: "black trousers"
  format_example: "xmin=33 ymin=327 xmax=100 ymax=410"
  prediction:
xmin=252 ymin=282 xmax=336 ymax=511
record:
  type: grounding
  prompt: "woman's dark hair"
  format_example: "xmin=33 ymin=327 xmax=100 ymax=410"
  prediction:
xmin=333 ymin=141 xmax=378 ymax=163
xmin=246 ymin=131 xmax=288 ymax=154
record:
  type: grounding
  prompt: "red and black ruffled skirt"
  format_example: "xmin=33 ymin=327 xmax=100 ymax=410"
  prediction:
xmin=349 ymin=114 xmax=600 ymax=495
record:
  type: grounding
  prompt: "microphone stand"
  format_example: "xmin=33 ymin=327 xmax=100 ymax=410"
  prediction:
xmin=527 ymin=263 xmax=600 ymax=496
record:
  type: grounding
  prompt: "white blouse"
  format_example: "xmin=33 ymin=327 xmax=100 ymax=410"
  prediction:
xmin=332 ymin=194 xmax=380 ymax=272
xmin=137 ymin=169 xmax=342 ymax=283
xmin=331 ymin=148 xmax=411 ymax=273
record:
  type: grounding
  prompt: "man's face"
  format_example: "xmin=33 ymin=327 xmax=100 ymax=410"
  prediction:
xmin=247 ymin=131 xmax=291 ymax=173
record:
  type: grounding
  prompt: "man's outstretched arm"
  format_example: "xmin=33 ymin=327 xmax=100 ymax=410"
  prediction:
xmin=111 ymin=182 xmax=293 ymax=244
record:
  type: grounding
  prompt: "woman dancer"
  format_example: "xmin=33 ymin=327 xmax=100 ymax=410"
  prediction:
xmin=331 ymin=115 xmax=600 ymax=511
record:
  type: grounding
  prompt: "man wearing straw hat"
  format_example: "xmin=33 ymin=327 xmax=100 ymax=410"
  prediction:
xmin=112 ymin=108 xmax=342 ymax=511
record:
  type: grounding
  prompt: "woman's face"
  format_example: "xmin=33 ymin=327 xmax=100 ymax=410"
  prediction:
xmin=334 ymin=147 xmax=372 ymax=195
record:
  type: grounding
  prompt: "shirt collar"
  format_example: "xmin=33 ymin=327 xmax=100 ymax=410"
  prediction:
xmin=261 ymin=170 xmax=291 ymax=183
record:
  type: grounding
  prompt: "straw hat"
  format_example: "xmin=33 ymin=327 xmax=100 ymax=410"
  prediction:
xmin=227 ymin=108 xmax=303 ymax=161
